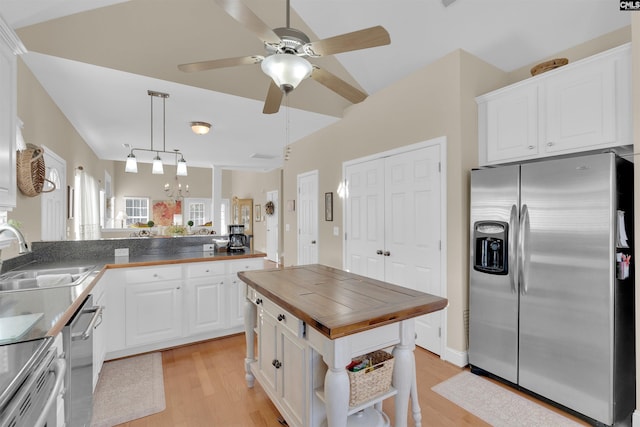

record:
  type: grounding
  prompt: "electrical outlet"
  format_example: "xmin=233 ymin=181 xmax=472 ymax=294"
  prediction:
xmin=114 ymin=248 xmax=129 ymax=257
xmin=203 ymin=244 xmax=215 ymax=251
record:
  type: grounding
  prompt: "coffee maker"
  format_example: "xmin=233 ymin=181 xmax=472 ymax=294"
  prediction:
xmin=227 ymin=224 xmax=247 ymax=251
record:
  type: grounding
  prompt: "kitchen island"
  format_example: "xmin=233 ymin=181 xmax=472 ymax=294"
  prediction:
xmin=239 ymin=264 xmax=448 ymax=427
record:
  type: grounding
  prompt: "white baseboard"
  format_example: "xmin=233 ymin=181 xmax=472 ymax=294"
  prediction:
xmin=632 ymin=409 xmax=640 ymax=426
xmin=443 ymin=346 xmax=468 ymax=368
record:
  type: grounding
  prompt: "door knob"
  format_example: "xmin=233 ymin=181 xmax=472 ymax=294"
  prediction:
xmin=255 ymin=298 xmax=262 ymax=305
xmin=277 ymin=314 xmax=285 ymax=321
xmin=272 ymin=360 xmax=282 ymax=369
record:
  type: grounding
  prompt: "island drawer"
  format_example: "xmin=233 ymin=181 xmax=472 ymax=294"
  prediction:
xmin=229 ymin=259 xmax=264 ymax=274
xmin=185 ymin=261 xmax=226 ymax=278
xmin=261 ymin=295 xmax=304 ymax=339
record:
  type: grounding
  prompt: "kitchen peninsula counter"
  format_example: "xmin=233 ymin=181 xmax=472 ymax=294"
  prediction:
xmin=0 ymin=247 xmax=265 ymax=344
xmin=239 ymin=264 xmax=448 ymax=427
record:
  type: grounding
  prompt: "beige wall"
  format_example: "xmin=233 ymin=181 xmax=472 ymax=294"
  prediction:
xmin=281 ymin=49 xmax=508 ymax=353
xmin=5 ymin=58 xmax=115 ymax=259
xmin=508 ymin=26 xmax=631 ymax=84
xmin=227 ymin=169 xmax=282 ymax=253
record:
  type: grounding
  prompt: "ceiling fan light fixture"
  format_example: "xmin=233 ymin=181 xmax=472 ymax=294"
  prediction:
xmin=261 ymin=54 xmax=312 ymax=93
xmin=191 ymin=121 xmax=211 ymax=135
xmin=152 ymin=153 xmax=164 ymax=174
xmin=125 ymin=152 xmax=138 ymax=173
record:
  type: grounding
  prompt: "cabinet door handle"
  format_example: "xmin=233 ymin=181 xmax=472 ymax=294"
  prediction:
xmin=383 ymin=251 xmax=391 ymax=256
xmin=272 ymin=360 xmax=282 ymax=369
xmin=528 ymin=145 xmax=534 ymax=150
xmin=255 ymin=298 xmax=262 ymax=305
xmin=547 ymin=142 xmax=554 ymax=147
xmin=376 ymin=250 xmax=383 ymax=255
xmin=277 ymin=314 xmax=285 ymax=322
xmin=176 ymin=286 xmax=181 ymax=290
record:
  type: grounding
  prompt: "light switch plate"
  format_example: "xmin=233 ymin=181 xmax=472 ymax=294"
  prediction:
xmin=203 ymin=244 xmax=215 ymax=251
xmin=114 ymin=248 xmax=129 ymax=257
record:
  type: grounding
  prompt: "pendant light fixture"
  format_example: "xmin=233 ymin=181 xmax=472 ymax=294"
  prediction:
xmin=124 ymin=90 xmax=188 ymax=177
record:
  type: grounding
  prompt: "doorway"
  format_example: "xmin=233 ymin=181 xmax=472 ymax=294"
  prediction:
xmin=41 ymin=146 xmax=66 ymax=241
xmin=297 ymin=171 xmax=318 ymax=265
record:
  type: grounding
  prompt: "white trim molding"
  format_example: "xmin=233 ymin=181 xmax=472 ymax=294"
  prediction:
xmin=444 ymin=347 xmax=468 ymax=368
xmin=0 ymin=14 xmax=26 ymax=55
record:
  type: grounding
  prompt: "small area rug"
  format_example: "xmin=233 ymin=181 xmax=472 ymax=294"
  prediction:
xmin=91 ymin=352 xmax=166 ymax=427
xmin=432 ymin=371 xmax=583 ymax=427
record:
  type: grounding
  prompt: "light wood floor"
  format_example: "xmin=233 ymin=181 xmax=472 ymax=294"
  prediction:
xmin=116 ymin=333 xmax=589 ymax=427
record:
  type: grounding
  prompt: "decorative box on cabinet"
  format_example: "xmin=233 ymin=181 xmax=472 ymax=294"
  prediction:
xmin=477 ymin=43 xmax=631 ymax=166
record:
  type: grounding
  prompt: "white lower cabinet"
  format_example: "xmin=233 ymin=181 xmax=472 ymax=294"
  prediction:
xmin=254 ymin=294 xmax=307 ymax=427
xmin=125 ymin=280 xmax=183 ymax=347
xmin=104 ymin=257 xmax=264 ymax=359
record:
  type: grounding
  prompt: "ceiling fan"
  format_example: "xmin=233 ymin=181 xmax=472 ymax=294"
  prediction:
xmin=178 ymin=0 xmax=390 ymax=114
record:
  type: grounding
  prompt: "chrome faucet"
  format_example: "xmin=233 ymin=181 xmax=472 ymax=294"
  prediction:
xmin=0 ymin=223 xmax=31 ymax=254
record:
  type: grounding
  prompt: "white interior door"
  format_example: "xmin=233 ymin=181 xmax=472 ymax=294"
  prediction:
xmin=297 ymin=171 xmax=318 ymax=265
xmin=266 ymin=190 xmax=279 ymax=263
xmin=344 ymin=159 xmax=385 ymax=281
xmin=343 ymin=140 xmax=445 ymax=355
xmin=41 ymin=147 xmax=66 ymax=241
xmin=384 ymin=145 xmax=442 ymax=355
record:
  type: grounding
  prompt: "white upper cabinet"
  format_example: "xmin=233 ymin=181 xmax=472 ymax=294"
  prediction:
xmin=0 ymin=39 xmax=19 ymax=210
xmin=477 ymin=44 xmax=631 ymax=166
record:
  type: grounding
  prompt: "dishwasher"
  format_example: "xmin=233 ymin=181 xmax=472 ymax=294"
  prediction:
xmin=63 ymin=294 xmax=103 ymax=427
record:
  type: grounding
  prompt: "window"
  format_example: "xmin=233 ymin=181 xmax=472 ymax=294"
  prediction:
xmin=184 ymin=198 xmax=211 ymax=226
xmin=124 ymin=197 xmax=149 ymax=226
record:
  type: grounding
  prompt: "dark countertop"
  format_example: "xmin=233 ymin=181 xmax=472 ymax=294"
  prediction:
xmin=0 ymin=247 xmax=265 ymax=345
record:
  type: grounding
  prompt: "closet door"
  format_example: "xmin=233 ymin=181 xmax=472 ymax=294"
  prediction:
xmin=344 ymin=158 xmax=385 ymax=281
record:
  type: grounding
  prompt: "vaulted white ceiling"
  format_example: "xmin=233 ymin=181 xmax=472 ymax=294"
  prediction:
xmin=0 ymin=0 xmax=630 ymax=171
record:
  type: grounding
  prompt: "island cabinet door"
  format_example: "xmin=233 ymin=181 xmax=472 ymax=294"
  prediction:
xmin=278 ymin=327 xmax=307 ymax=427
xmin=258 ymin=309 xmax=279 ymax=393
xmin=186 ymin=276 xmax=225 ymax=335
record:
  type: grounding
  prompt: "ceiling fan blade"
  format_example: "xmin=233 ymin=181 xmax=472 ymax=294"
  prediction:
xmin=311 ymin=67 xmax=367 ymax=104
xmin=178 ymin=55 xmax=264 ymax=73
xmin=263 ymin=81 xmax=283 ymax=114
xmin=214 ymin=0 xmax=282 ymax=44
xmin=304 ymin=26 xmax=390 ymax=57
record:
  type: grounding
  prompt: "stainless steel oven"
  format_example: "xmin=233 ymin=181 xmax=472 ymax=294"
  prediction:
xmin=0 ymin=336 xmax=66 ymax=427
xmin=63 ymin=295 xmax=102 ymax=427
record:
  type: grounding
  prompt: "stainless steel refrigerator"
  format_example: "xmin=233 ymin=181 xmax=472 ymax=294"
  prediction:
xmin=468 ymin=152 xmax=635 ymax=426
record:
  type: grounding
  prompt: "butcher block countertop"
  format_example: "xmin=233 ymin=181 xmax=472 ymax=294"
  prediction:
xmin=238 ymin=264 xmax=448 ymax=339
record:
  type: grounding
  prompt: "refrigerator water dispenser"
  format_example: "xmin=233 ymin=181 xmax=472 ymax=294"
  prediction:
xmin=473 ymin=221 xmax=508 ymax=274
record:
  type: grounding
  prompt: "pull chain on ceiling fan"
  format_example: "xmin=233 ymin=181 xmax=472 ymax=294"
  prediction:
xmin=178 ymin=0 xmax=390 ymax=114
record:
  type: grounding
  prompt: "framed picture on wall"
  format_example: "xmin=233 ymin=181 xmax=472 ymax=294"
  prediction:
xmin=325 ymin=192 xmax=333 ymax=221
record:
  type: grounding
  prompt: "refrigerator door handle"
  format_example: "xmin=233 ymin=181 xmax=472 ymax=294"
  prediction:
xmin=518 ymin=204 xmax=530 ymax=295
xmin=509 ymin=204 xmax=519 ymax=293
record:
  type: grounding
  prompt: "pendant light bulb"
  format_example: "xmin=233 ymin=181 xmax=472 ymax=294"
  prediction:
xmin=176 ymin=156 xmax=188 ymax=176
xmin=152 ymin=153 xmax=164 ymax=174
xmin=125 ymin=152 xmax=138 ymax=173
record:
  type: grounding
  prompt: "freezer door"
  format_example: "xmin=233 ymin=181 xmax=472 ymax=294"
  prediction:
xmin=468 ymin=165 xmax=520 ymax=384
xmin=518 ymin=153 xmax=615 ymax=424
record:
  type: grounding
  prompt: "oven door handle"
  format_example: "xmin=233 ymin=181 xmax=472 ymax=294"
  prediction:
xmin=72 ymin=306 xmax=104 ymax=341
xmin=34 ymin=358 xmax=66 ymax=427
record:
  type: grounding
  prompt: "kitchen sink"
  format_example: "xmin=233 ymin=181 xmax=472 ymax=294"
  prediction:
xmin=0 ymin=265 xmax=96 ymax=292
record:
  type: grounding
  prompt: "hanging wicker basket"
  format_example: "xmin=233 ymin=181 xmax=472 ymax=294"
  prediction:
xmin=16 ymin=143 xmax=56 ymax=197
